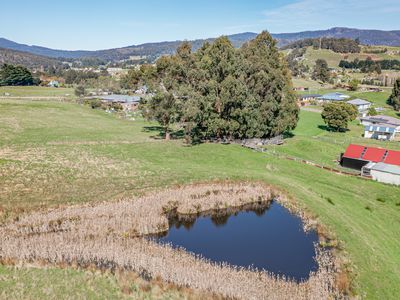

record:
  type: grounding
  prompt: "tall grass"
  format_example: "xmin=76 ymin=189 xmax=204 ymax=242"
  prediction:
xmin=0 ymin=182 xmax=341 ymax=299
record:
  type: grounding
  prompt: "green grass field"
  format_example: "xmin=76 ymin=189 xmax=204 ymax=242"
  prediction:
xmin=302 ymin=46 xmax=400 ymax=68
xmin=0 ymin=86 xmax=74 ymax=98
xmin=0 ymin=94 xmax=400 ymax=299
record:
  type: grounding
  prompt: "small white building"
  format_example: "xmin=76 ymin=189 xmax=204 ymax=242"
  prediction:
xmin=362 ymin=162 xmax=400 ymax=186
xmin=346 ymin=98 xmax=371 ymax=117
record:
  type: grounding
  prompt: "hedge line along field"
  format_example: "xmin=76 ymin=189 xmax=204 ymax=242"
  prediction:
xmin=0 ymin=98 xmax=400 ymax=299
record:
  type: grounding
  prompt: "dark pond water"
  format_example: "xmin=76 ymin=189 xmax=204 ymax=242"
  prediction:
xmin=157 ymin=201 xmax=319 ymax=282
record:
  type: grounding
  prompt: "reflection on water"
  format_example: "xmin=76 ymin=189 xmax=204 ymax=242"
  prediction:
xmin=157 ymin=201 xmax=319 ymax=282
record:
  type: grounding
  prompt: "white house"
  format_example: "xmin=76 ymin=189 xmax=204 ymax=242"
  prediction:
xmin=362 ymin=162 xmax=400 ymax=186
xmin=346 ymin=98 xmax=371 ymax=117
xmin=361 ymin=115 xmax=400 ymax=141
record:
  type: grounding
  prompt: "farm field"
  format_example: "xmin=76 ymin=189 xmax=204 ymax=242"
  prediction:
xmin=301 ymin=46 xmax=400 ymax=68
xmin=0 ymin=86 xmax=74 ymax=98
xmin=0 ymin=96 xmax=400 ymax=299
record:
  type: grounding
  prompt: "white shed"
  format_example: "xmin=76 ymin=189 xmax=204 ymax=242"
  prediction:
xmin=362 ymin=162 xmax=400 ymax=186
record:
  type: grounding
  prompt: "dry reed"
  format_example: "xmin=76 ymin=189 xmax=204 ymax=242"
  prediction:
xmin=0 ymin=182 xmax=342 ymax=299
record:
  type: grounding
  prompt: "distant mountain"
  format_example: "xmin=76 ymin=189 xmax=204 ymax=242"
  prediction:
xmin=0 ymin=47 xmax=63 ymax=69
xmin=0 ymin=28 xmax=399 ymax=63
xmin=273 ymin=27 xmax=400 ymax=47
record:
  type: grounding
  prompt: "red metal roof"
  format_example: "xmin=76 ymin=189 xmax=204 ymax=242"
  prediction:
xmin=384 ymin=150 xmax=400 ymax=166
xmin=343 ymin=144 xmax=365 ymax=159
xmin=342 ymin=144 xmax=365 ymax=159
xmin=362 ymin=147 xmax=387 ymax=163
xmin=343 ymin=144 xmax=400 ymax=166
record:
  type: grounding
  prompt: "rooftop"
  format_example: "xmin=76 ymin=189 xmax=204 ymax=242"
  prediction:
xmin=370 ymin=162 xmax=400 ymax=175
xmin=361 ymin=115 xmax=400 ymax=127
xmin=343 ymin=144 xmax=400 ymax=166
xmin=347 ymin=98 xmax=371 ymax=106
xmin=318 ymin=92 xmax=350 ymax=101
xmin=92 ymin=94 xmax=141 ymax=103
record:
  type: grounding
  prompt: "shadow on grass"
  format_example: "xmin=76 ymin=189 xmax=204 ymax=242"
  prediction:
xmin=318 ymin=125 xmax=349 ymax=132
xmin=283 ymin=131 xmax=295 ymax=139
xmin=143 ymin=126 xmax=185 ymax=140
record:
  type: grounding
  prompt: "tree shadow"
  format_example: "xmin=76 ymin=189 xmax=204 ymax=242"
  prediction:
xmin=143 ymin=126 xmax=184 ymax=140
xmin=318 ymin=125 xmax=330 ymax=131
xmin=283 ymin=131 xmax=295 ymax=139
xmin=318 ymin=125 xmax=349 ymax=132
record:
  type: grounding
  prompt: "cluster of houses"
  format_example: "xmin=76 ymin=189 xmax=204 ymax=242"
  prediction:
xmin=298 ymin=91 xmax=400 ymax=141
xmin=89 ymin=94 xmax=141 ymax=112
xmin=341 ymin=144 xmax=400 ymax=185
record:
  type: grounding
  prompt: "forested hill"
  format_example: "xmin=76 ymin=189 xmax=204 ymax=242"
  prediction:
xmin=273 ymin=27 xmax=400 ymax=47
xmin=0 ymin=28 xmax=399 ymax=62
xmin=0 ymin=48 xmax=64 ymax=69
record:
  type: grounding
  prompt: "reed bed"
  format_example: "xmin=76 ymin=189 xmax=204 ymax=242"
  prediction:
xmin=0 ymin=182 xmax=341 ymax=299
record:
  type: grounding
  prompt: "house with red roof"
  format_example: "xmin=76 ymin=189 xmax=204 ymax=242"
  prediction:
xmin=340 ymin=144 xmax=400 ymax=170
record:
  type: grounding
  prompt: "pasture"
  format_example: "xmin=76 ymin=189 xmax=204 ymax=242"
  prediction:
xmin=0 ymin=96 xmax=399 ymax=299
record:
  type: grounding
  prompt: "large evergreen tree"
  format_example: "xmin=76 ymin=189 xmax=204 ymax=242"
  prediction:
xmin=388 ymin=78 xmax=400 ymax=111
xmin=312 ymin=59 xmax=330 ymax=83
xmin=142 ymin=31 xmax=299 ymax=143
xmin=0 ymin=64 xmax=35 ymax=86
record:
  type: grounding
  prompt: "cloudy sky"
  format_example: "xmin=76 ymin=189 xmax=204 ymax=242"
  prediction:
xmin=1 ymin=0 xmax=399 ymax=50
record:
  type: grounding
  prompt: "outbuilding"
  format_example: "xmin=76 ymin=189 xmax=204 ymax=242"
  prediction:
xmin=362 ymin=162 xmax=400 ymax=186
xmin=340 ymin=144 xmax=400 ymax=170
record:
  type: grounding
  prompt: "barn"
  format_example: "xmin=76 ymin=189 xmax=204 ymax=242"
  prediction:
xmin=340 ymin=144 xmax=400 ymax=170
xmin=362 ymin=162 xmax=400 ymax=186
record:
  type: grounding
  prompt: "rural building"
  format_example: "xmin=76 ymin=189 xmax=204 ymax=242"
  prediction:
xmin=318 ymin=92 xmax=350 ymax=102
xmin=297 ymin=94 xmax=322 ymax=106
xmin=361 ymin=162 xmax=400 ymax=186
xmin=91 ymin=94 xmax=141 ymax=111
xmin=346 ymin=98 xmax=371 ymax=117
xmin=48 ymin=80 xmax=59 ymax=88
xmin=361 ymin=115 xmax=400 ymax=141
xmin=340 ymin=144 xmax=400 ymax=170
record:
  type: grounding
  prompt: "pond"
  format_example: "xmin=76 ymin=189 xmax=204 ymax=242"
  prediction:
xmin=156 ymin=201 xmax=319 ymax=282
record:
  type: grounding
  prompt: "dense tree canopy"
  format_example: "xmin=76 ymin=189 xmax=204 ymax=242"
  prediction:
xmin=312 ymin=59 xmax=330 ymax=82
xmin=321 ymin=102 xmax=358 ymax=131
xmin=282 ymin=38 xmax=361 ymax=53
xmin=339 ymin=58 xmax=400 ymax=72
xmin=140 ymin=32 xmax=299 ymax=142
xmin=0 ymin=64 xmax=37 ymax=86
xmin=388 ymin=78 xmax=400 ymax=111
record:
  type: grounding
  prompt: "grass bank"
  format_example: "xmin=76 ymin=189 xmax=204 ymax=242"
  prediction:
xmin=0 ymin=99 xmax=399 ymax=299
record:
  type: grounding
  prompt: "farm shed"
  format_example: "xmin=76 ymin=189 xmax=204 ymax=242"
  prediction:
xmin=340 ymin=144 xmax=400 ymax=170
xmin=362 ymin=162 xmax=400 ymax=186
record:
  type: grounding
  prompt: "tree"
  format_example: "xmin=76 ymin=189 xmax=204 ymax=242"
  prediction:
xmin=0 ymin=64 xmax=36 ymax=86
xmin=141 ymin=31 xmax=299 ymax=143
xmin=74 ymin=85 xmax=85 ymax=97
xmin=368 ymin=107 xmax=378 ymax=116
xmin=388 ymin=78 xmax=400 ymax=111
xmin=348 ymin=79 xmax=359 ymax=91
xmin=312 ymin=59 xmax=330 ymax=82
xmin=141 ymin=92 xmax=182 ymax=140
xmin=321 ymin=102 xmax=358 ymax=131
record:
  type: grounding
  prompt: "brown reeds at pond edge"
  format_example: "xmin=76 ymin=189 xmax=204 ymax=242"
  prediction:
xmin=0 ymin=182 xmax=343 ymax=299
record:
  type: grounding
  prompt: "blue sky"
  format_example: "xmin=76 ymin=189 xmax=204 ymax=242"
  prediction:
xmin=1 ymin=0 xmax=399 ymax=50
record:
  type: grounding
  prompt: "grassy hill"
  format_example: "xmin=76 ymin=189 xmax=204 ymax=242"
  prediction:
xmin=0 ymin=89 xmax=399 ymax=299
xmin=300 ymin=46 xmax=400 ymax=69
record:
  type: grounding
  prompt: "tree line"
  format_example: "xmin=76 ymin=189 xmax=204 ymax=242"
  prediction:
xmin=339 ymin=58 xmax=400 ymax=72
xmin=135 ymin=32 xmax=299 ymax=142
xmin=0 ymin=64 xmax=39 ymax=86
xmin=282 ymin=38 xmax=361 ymax=53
